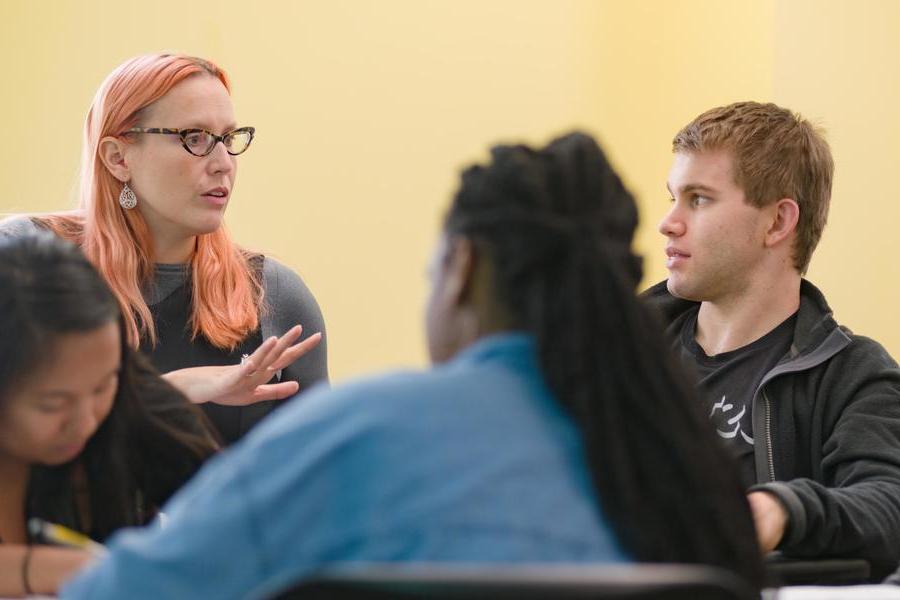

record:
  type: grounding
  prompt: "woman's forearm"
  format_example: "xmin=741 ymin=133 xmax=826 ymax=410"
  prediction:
xmin=0 ymin=545 xmax=92 ymax=597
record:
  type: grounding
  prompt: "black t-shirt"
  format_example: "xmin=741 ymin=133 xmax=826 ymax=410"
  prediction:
xmin=677 ymin=310 xmax=797 ymax=488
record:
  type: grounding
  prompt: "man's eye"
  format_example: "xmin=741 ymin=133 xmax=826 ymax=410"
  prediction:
xmin=692 ymin=195 xmax=710 ymax=206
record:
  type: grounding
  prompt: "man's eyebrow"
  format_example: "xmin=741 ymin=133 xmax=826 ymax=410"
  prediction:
xmin=671 ymin=183 xmax=720 ymax=196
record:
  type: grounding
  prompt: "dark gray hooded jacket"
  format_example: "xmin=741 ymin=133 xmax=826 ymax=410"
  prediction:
xmin=644 ymin=279 xmax=900 ymax=578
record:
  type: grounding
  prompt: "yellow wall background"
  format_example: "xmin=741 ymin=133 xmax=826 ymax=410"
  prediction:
xmin=1 ymin=1 xmax=897 ymax=381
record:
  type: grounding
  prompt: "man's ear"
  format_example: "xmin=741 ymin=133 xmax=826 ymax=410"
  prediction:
xmin=97 ymin=136 xmax=132 ymax=183
xmin=765 ymin=198 xmax=800 ymax=248
xmin=442 ymin=236 xmax=477 ymax=308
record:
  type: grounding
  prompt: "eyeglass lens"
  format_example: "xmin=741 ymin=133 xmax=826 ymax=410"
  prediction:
xmin=183 ymin=130 xmax=253 ymax=156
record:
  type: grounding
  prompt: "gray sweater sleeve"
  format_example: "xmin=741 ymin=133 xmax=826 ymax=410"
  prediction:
xmin=0 ymin=215 xmax=43 ymax=239
xmin=260 ymin=256 xmax=329 ymax=389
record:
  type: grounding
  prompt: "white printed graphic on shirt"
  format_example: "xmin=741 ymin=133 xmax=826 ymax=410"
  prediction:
xmin=709 ymin=395 xmax=754 ymax=445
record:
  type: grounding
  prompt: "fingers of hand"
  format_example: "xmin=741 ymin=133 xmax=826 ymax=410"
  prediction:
xmin=238 ymin=326 xmax=309 ymax=389
xmin=282 ymin=324 xmax=303 ymax=344
xmin=244 ymin=336 xmax=280 ymax=378
xmin=270 ymin=332 xmax=322 ymax=371
xmin=747 ymin=492 xmax=786 ymax=553
xmin=251 ymin=326 xmax=303 ymax=375
xmin=267 ymin=326 xmax=303 ymax=366
xmin=252 ymin=381 xmax=300 ymax=403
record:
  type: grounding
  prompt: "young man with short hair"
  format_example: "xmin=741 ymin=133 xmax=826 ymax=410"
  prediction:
xmin=645 ymin=101 xmax=900 ymax=577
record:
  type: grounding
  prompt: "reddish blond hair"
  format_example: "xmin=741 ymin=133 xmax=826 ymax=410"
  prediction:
xmin=673 ymin=102 xmax=833 ymax=274
xmin=37 ymin=54 xmax=262 ymax=350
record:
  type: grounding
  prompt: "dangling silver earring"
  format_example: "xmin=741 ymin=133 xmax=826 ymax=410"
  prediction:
xmin=119 ymin=183 xmax=137 ymax=210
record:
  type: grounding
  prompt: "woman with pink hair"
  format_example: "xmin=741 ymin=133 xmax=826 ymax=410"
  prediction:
xmin=1 ymin=54 xmax=327 ymax=445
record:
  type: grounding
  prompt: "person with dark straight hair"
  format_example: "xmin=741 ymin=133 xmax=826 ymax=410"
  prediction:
xmin=62 ymin=132 xmax=763 ymax=599
xmin=0 ymin=234 xmax=219 ymax=597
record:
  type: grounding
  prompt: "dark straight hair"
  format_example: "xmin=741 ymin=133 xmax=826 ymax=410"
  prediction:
xmin=444 ymin=132 xmax=764 ymax=588
xmin=0 ymin=233 xmax=218 ymax=540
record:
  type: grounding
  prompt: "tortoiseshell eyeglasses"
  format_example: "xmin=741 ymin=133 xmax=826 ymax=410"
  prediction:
xmin=122 ymin=127 xmax=255 ymax=157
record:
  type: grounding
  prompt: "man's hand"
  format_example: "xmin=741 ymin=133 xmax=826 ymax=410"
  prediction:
xmin=748 ymin=490 xmax=789 ymax=553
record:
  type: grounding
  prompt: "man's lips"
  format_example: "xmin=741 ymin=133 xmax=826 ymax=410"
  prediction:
xmin=665 ymin=247 xmax=690 ymax=258
xmin=665 ymin=246 xmax=690 ymax=268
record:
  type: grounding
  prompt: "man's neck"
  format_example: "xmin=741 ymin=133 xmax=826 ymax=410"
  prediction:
xmin=695 ymin=272 xmax=801 ymax=356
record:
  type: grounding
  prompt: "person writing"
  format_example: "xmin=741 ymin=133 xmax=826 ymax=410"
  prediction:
xmin=0 ymin=234 xmax=225 ymax=597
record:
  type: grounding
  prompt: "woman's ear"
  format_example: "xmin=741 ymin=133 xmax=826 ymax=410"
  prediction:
xmin=97 ymin=136 xmax=132 ymax=183
xmin=765 ymin=198 xmax=800 ymax=248
xmin=442 ymin=237 xmax=477 ymax=308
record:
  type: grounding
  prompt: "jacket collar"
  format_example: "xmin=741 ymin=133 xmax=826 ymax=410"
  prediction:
xmin=642 ymin=278 xmax=850 ymax=365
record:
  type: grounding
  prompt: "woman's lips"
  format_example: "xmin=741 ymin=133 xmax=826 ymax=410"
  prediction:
xmin=201 ymin=187 xmax=229 ymax=207
xmin=56 ymin=440 xmax=86 ymax=461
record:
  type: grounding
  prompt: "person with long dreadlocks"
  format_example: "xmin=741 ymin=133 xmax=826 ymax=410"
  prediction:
xmin=61 ymin=132 xmax=763 ymax=599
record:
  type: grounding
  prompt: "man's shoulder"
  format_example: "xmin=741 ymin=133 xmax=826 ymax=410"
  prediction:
xmin=786 ymin=287 xmax=900 ymax=402
xmin=795 ymin=280 xmax=897 ymax=371
xmin=833 ymin=329 xmax=899 ymax=372
xmin=640 ymin=279 xmax=670 ymax=302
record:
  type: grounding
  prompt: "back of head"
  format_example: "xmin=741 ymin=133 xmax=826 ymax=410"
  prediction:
xmin=447 ymin=131 xmax=642 ymax=290
xmin=446 ymin=133 xmax=645 ymax=407
xmin=0 ymin=233 xmax=120 ymax=397
xmin=446 ymin=132 xmax=763 ymax=588
xmin=673 ymin=101 xmax=833 ymax=273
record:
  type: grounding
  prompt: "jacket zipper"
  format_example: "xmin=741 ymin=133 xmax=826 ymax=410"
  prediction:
xmin=764 ymin=390 xmax=776 ymax=482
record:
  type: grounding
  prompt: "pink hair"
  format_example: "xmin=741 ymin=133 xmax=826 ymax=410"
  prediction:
xmin=37 ymin=54 xmax=262 ymax=350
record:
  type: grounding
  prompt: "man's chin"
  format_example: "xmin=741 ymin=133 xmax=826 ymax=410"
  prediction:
xmin=666 ymin=278 xmax=703 ymax=302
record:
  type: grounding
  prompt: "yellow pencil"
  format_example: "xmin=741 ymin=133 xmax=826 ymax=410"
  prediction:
xmin=28 ymin=518 xmax=107 ymax=557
